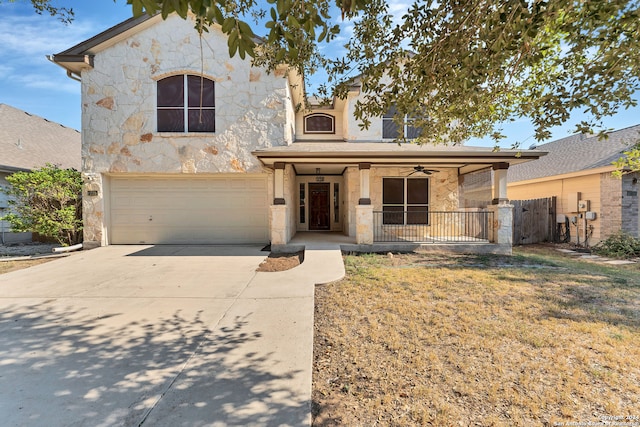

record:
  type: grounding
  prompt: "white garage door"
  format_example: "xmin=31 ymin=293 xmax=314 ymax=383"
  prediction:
xmin=110 ymin=175 xmax=269 ymax=244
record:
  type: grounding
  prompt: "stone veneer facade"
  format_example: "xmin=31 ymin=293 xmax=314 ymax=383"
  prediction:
xmin=68 ymin=13 xmax=521 ymax=251
xmin=79 ymin=15 xmax=294 ymax=246
xmin=345 ymin=166 xmax=459 ymax=237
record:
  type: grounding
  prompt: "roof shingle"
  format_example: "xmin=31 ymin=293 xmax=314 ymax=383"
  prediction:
xmin=508 ymin=124 xmax=640 ymax=183
xmin=0 ymin=104 xmax=81 ymax=172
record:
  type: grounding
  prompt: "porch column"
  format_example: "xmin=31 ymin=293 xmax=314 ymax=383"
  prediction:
xmin=492 ymin=162 xmax=509 ymax=205
xmin=359 ymin=163 xmax=371 ymax=205
xmin=356 ymin=163 xmax=374 ymax=244
xmin=274 ymin=162 xmax=286 ymax=205
xmin=270 ymin=162 xmax=288 ymax=245
xmin=487 ymin=203 xmax=513 ymax=252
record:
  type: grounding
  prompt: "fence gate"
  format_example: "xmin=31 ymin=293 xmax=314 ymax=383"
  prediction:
xmin=512 ymin=197 xmax=556 ymax=245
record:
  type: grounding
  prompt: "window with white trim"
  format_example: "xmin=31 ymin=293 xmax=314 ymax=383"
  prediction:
xmin=157 ymin=74 xmax=215 ymax=133
xmin=382 ymin=177 xmax=429 ymax=224
xmin=304 ymin=113 xmax=335 ymax=134
xmin=382 ymin=105 xmax=421 ymax=139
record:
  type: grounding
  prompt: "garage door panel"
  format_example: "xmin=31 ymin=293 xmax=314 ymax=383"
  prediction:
xmin=110 ymin=176 xmax=269 ymax=244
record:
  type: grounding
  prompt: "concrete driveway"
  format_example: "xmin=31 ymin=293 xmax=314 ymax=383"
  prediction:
xmin=0 ymin=245 xmax=331 ymax=427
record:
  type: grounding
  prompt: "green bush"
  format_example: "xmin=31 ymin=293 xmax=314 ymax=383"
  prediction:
xmin=592 ymin=232 xmax=640 ymax=259
xmin=1 ymin=165 xmax=82 ymax=246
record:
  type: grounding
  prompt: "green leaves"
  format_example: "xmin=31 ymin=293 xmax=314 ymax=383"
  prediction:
xmin=18 ymin=0 xmax=640 ymax=171
xmin=333 ymin=0 xmax=640 ymax=152
xmin=1 ymin=165 xmax=83 ymax=246
xmin=5 ymin=0 xmax=75 ymax=23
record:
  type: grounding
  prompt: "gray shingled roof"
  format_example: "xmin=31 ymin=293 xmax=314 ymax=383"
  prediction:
xmin=0 ymin=104 xmax=81 ymax=172
xmin=508 ymin=124 xmax=640 ymax=183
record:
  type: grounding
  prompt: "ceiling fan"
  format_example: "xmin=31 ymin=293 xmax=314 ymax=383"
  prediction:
xmin=404 ymin=165 xmax=440 ymax=176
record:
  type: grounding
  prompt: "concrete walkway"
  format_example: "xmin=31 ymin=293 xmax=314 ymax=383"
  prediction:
xmin=0 ymin=243 xmax=345 ymax=427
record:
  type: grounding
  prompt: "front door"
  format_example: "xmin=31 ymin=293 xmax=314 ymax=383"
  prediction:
xmin=309 ymin=183 xmax=330 ymax=230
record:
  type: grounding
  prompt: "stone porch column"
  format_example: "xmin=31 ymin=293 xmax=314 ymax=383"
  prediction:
xmin=274 ymin=162 xmax=285 ymax=205
xmin=82 ymin=172 xmax=106 ymax=249
xmin=270 ymin=205 xmax=288 ymax=245
xmin=492 ymin=162 xmax=509 ymax=205
xmin=359 ymin=163 xmax=371 ymax=205
xmin=356 ymin=163 xmax=374 ymax=244
xmin=270 ymin=162 xmax=287 ymax=245
xmin=356 ymin=205 xmax=374 ymax=244
xmin=487 ymin=203 xmax=513 ymax=250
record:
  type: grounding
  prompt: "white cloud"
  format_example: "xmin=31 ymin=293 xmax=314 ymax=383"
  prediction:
xmin=0 ymin=13 xmax=95 ymax=58
xmin=12 ymin=73 xmax=79 ymax=94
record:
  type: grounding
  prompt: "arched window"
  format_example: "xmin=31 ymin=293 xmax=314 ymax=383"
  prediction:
xmin=304 ymin=113 xmax=335 ymax=134
xmin=157 ymin=74 xmax=215 ymax=133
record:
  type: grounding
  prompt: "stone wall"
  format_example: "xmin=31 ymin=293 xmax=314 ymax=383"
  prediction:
xmin=78 ymin=14 xmax=293 ymax=245
xmin=344 ymin=166 xmax=459 ymax=239
xmin=369 ymin=167 xmax=459 ymax=211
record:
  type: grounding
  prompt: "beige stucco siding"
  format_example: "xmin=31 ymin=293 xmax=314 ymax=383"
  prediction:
xmin=343 ymin=91 xmax=382 ymax=141
xmin=294 ymin=109 xmax=344 ymax=141
xmin=508 ymin=174 xmax=603 ymax=242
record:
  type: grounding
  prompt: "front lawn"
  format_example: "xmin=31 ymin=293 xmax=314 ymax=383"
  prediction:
xmin=313 ymin=247 xmax=640 ymax=426
xmin=0 ymin=258 xmax=54 ymax=275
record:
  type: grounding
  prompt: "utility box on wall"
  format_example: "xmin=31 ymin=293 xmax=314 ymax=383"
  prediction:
xmin=578 ymin=200 xmax=590 ymax=211
xmin=568 ymin=192 xmax=581 ymax=212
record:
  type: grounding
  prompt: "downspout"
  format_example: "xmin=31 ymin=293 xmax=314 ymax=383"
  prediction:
xmin=66 ymin=69 xmax=81 ymax=82
xmin=45 ymin=55 xmax=82 ymax=81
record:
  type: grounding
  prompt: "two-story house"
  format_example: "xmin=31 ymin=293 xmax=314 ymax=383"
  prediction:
xmin=51 ymin=13 xmax=544 ymax=254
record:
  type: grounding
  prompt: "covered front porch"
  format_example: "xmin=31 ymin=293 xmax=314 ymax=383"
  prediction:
xmin=254 ymin=143 xmax=545 ymax=255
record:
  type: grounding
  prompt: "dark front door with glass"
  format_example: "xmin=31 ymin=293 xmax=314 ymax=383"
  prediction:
xmin=309 ymin=183 xmax=330 ymax=230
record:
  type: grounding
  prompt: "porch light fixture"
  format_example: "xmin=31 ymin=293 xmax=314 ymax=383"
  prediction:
xmin=316 ymin=168 xmax=321 ymax=174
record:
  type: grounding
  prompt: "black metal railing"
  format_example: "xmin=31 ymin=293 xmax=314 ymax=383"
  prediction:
xmin=373 ymin=210 xmax=493 ymax=243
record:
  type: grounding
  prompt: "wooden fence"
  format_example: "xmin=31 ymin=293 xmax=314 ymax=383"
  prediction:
xmin=512 ymin=197 xmax=557 ymax=245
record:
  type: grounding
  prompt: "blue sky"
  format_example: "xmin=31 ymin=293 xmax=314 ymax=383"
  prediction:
xmin=0 ymin=0 xmax=638 ymax=147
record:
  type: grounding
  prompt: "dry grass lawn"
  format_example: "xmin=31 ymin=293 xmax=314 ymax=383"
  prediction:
xmin=313 ymin=246 xmax=640 ymax=426
xmin=0 ymin=258 xmax=55 ymax=275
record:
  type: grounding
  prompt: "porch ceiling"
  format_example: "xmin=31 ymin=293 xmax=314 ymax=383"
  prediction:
xmin=253 ymin=142 xmax=546 ymax=174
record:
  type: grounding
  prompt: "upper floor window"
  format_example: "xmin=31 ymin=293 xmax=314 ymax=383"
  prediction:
xmin=382 ymin=105 xmax=421 ymax=139
xmin=157 ymin=74 xmax=215 ymax=133
xmin=304 ymin=113 xmax=335 ymax=134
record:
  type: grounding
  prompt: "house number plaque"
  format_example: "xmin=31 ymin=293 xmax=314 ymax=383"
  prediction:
xmin=315 ymin=176 xmax=325 ymax=182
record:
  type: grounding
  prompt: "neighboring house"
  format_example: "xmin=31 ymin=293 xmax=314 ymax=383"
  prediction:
xmin=50 ymin=13 xmax=544 ymax=253
xmin=508 ymin=125 xmax=640 ymax=245
xmin=0 ymin=104 xmax=81 ymax=244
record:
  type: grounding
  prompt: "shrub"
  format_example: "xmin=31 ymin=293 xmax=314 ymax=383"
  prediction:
xmin=1 ymin=165 xmax=82 ymax=246
xmin=592 ymin=232 xmax=640 ymax=259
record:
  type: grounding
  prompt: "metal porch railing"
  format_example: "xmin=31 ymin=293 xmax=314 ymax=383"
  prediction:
xmin=373 ymin=210 xmax=493 ymax=243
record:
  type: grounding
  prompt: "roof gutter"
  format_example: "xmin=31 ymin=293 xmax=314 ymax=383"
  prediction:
xmin=46 ymin=54 xmax=90 ymax=81
xmin=0 ymin=165 xmax=32 ymax=174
